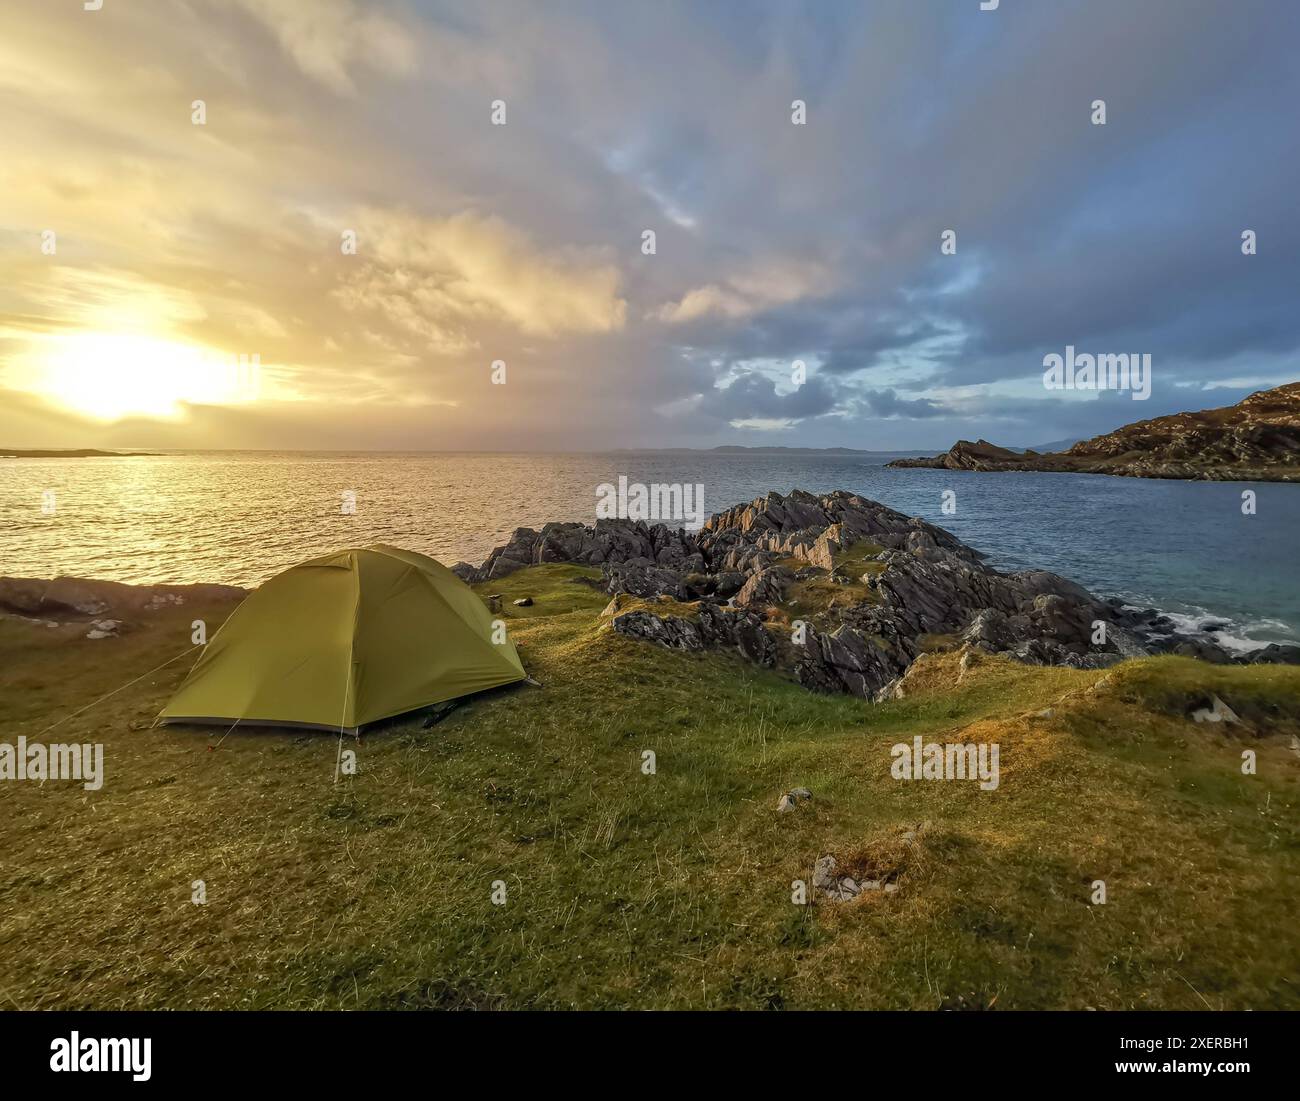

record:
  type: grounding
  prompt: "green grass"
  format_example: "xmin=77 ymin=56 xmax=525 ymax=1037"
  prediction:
xmin=0 ymin=567 xmax=1297 ymax=1010
xmin=833 ymin=540 xmax=887 ymax=579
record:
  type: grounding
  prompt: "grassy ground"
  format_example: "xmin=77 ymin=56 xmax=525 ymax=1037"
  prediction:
xmin=1 ymin=564 xmax=1297 ymax=1010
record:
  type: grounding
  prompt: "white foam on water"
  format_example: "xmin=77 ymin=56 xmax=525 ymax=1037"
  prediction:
xmin=1157 ymin=608 xmax=1296 ymax=654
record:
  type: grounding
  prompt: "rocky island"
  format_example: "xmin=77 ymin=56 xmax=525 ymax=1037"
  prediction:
xmin=887 ymin=382 xmax=1300 ymax=481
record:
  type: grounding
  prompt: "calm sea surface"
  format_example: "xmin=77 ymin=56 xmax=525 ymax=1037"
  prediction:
xmin=2 ymin=450 xmax=1297 ymax=650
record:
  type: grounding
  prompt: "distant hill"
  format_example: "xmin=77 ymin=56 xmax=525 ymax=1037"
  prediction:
xmin=887 ymin=382 xmax=1300 ymax=481
xmin=1018 ymin=437 xmax=1081 ymax=454
xmin=0 ymin=447 xmax=158 ymax=458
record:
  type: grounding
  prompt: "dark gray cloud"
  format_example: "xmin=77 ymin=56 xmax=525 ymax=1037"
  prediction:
xmin=696 ymin=371 xmax=841 ymax=423
xmin=859 ymin=388 xmax=947 ymax=420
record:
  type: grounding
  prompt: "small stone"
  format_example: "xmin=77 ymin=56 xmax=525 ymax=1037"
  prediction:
xmin=1189 ymin=694 xmax=1239 ymax=724
xmin=512 ymin=597 xmax=533 ymax=607
xmin=85 ymin=618 xmax=122 ymax=639
xmin=776 ymin=794 xmax=796 ymax=813
xmin=812 ymin=855 xmax=838 ymax=890
xmin=883 ymin=882 xmax=899 ymax=894
xmin=788 ymin=787 xmax=813 ymax=801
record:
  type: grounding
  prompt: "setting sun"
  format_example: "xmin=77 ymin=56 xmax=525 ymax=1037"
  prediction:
xmin=21 ymin=333 xmax=256 ymax=422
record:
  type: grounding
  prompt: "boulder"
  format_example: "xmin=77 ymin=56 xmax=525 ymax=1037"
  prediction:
xmin=1189 ymin=694 xmax=1240 ymax=724
xmin=797 ymin=625 xmax=901 ymax=700
xmin=734 ymin=565 xmax=792 ymax=608
xmin=1169 ymin=639 xmax=1232 ymax=664
xmin=85 ymin=619 xmax=123 ymax=639
xmin=603 ymin=560 xmax=689 ymax=601
xmin=609 ymin=610 xmax=702 ymax=652
xmin=1245 ymin=642 xmax=1300 ymax=665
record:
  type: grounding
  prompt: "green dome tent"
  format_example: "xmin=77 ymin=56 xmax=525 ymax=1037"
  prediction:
xmin=160 ymin=544 xmax=525 ymax=734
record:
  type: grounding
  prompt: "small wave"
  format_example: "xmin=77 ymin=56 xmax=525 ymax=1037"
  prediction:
xmin=1154 ymin=609 xmax=1298 ymax=654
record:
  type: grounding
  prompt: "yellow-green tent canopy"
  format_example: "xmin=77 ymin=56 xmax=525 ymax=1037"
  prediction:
xmin=160 ymin=544 xmax=524 ymax=733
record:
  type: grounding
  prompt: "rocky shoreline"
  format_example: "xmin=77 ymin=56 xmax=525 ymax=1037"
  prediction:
xmin=887 ymin=382 xmax=1300 ymax=482
xmin=4 ymin=489 xmax=1296 ymax=701
xmin=451 ymin=488 xmax=1300 ymax=700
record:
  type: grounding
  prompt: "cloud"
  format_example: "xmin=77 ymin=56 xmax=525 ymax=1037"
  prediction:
xmin=655 ymin=258 xmax=833 ymax=324
xmin=1 ymin=0 xmax=1297 ymax=451
xmin=859 ymin=388 xmax=947 ymax=419
xmin=339 ymin=210 xmax=627 ymax=344
xmin=696 ymin=370 xmax=841 ymax=427
xmin=232 ymin=0 xmax=416 ymax=94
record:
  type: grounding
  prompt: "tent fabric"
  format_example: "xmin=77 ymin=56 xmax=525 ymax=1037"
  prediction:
xmin=160 ymin=544 xmax=524 ymax=733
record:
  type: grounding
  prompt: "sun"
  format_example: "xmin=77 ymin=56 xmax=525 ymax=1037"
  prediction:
xmin=26 ymin=333 xmax=257 ymax=422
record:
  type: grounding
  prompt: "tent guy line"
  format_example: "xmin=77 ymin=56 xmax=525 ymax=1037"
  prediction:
xmin=33 ymin=644 xmax=201 ymax=739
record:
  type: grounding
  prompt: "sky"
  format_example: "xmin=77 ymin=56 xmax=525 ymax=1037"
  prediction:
xmin=1 ymin=0 xmax=1297 ymax=452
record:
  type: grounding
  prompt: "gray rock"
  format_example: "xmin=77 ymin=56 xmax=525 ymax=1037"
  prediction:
xmin=512 ymin=597 xmax=533 ymax=607
xmin=611 ymin=603 xmax=777 ymax=668
xmin=86 ymin=618 xmax=123 ymax=639
xmin=710 ymin=571 xmax=747 ymax=598
xmin=776 ymin=787 xmax=813 ymax=813
xmin=610 ymin=610 xmax=703 ymax=652
xmin=811 ymin=855 xmax=838 ymax=890
xmin=1244 ymin=642 xmax=1300 ymax=665
xmin=812 ymin=854 xmax=868 ymax=902
xmin=1189 ymin=694 xmax=1240 ymax=724
xmin=797 ymin=624 xmax=901 ymax=700
xmin=603 ymin=559 xmax=690 ymax=601
xmin=1169 ymin=639 xmax=1231 ymax=664
xmin=734 ymin=565 xmax=793 ymax=608
xmin=698 ymin=604 xmax=777 ymax=667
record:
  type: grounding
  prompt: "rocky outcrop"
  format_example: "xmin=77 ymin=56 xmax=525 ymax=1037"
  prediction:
xmin=457 ymin=487 xmax=1297 ymax=700
xmin=611 ymin=603 xmax=777 ymax=667
xmin=603 ymin=560 xmax=691 ymax=601
xmin=888 ymin=382 xmax=1300 ymax=481
xmin=888 ymin=438 xmax=1027 ymax=472
xmin=795 ymin=625 xmax=904 ymax=699
xmin=452 ymin=519 xmax=704 ymax=583
xmin=0 ymin=575 xmax=246 ymax=619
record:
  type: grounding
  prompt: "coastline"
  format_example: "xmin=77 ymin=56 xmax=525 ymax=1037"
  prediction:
xmin=7 ymin=488 xmax=1295 ymax=683
xmin=887 ymin=382 xmax=1300 ymax=482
